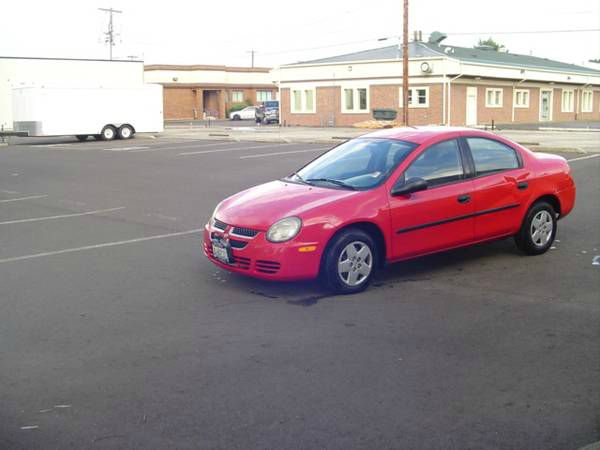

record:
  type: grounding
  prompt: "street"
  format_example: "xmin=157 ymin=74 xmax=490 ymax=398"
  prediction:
xmin=1 ymin=136 xmax=599 ymax=449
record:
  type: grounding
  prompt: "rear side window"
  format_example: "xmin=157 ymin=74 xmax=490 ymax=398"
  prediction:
xmin=403 ymin=139 xmax=464 ymax=187
xmin=466 ymin=138 xmax=520 ymax=175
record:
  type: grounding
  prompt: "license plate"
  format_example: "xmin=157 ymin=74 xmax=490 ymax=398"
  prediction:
xmin=212 ymin=240 xmax=232 ymax=264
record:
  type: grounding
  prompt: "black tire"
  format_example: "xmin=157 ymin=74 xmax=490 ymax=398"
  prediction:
xmin=118 ymin=124 xmax=134 ymax=140
xmin=75 ymin=135 xmax=88 ymax=142
xmin=100 ymin=125 xmax=117 ymax=141
xmin=232 ymin=115 xmax=240 ymax=121
xmin=514 ymin=201 xmax=557 ymax=255
xmin=320 ymin=228 xmax=378 ymax=294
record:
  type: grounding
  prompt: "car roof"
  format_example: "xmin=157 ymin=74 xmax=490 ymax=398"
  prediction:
xmin=361 ymin=126 xmax=498 ymax=144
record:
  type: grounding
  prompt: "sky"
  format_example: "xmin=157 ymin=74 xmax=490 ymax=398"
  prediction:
xmin=1 ymin=0 xmax=599 ymax=68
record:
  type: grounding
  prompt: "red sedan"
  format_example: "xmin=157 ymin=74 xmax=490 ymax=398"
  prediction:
xmin=203 ymin=127 xmax=576 ymax=294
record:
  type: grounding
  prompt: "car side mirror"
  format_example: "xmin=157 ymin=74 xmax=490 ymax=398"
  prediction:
xmin=391 ymin=177 xmax=428 ymax=196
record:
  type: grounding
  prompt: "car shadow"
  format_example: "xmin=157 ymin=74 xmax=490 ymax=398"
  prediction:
xmin=219 ymin=237 xmax=522 ymax=307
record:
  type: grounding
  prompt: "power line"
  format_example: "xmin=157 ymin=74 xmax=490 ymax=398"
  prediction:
xmin=98 ymin=7 xmax=123 ymax=60
xmin=445 ymin=28 xmax=600 ymax=36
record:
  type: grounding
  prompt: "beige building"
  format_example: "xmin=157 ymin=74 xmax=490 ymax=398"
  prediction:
xmin=274 ymin=33 xmax=600 ymax=127
xmin=144 ymin=65 xmax=278 ymax=120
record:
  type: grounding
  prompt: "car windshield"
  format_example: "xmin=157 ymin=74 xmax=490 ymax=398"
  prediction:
xmin=292 ymin=138 xmax=417 ymax=190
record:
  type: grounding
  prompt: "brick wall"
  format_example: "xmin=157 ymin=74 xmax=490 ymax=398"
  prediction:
xmin=281 ymin=81 xmax=600 ymax=127
xmin=163 ymin=87 xmax=201 ymax=120
xmin=281 ymin=84 xmax=444 ymax=127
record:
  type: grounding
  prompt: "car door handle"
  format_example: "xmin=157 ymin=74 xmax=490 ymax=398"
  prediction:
xmin=457 ymin=195 xmax=471 ymax=204
xmin=517 ymin=181 xmax=528 ymax=190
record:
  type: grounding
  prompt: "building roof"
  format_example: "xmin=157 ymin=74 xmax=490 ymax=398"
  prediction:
xmin=285 ymin=40 xmax=600 ymax=76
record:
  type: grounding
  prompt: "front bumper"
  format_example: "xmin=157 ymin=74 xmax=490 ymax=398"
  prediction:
xmin=203 ymin=224 xmax=322 ymax=281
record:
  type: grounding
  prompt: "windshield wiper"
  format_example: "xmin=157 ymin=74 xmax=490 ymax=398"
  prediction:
xmin=305 ymin=178 xmax=356 ymax=190
xmin=287 ymin=172 xmax=308 ymax=184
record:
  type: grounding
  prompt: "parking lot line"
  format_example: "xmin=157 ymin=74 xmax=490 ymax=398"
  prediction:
xmin=567 ymin=154 xmax=600 ymax=163
xmin=178 ymin=143 xmax=293 ymax=156
xmin=0 ymin=194 xmax=48 ymax=204
xmin=0 ymin=228 xmax=203 ymax=265
xmin=0 ymin=206 xmax=125 ymax=226
xmin=102 ymin=146 xmax=149 ymax=151
xmin=239 ymin=147 xmax=330 ymax=159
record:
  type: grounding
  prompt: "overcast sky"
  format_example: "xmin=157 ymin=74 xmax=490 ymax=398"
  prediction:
xmin=2 ymin=0 xmax=599 ymax=68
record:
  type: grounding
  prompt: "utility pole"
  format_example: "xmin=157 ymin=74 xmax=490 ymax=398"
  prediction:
xmin=247 ymin=50 xmax=256 ymax=68
xmin=402 ymin=0 xmax=409 ymax=126
xmin=99 ymin=7 xmax=122 ymax=60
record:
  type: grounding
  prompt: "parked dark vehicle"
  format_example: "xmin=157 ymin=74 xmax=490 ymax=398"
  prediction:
xmin=255 ymin=100 xmax=279 ymax=124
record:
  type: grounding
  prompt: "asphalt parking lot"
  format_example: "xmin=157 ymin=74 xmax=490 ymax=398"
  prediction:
xmin=1 ymin=136 xmax=599 ymax=449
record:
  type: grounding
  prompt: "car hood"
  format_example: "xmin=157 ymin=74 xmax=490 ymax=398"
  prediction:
xmin=215 ymin=180 xmax=358 ymax=230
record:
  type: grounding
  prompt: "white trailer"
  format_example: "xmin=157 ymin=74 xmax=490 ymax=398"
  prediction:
xmin=11 ymin=85 xmax=163 ymax=141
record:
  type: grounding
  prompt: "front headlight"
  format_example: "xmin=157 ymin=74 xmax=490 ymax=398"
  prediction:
xmin=266 ymin=217 xmax=302 ymax=243
xmin=208 ymin=203 xmax=221 ymax=227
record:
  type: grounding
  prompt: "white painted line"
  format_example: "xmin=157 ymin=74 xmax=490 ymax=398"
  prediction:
xmin=567 ymin=154 xmax=600 ymax=163
xmin=0 ymin=194 xmax=48 ymax=204
xmin=0 ymin=189 xmax=20 ymax=194
xmin=240 ymin=147 xmax=330 ymax=159
xmin=179 ymin=143 xmax=291 ymax=156
xmin=103 ymin=146 xmax=149 ymax=151
xmin=127 ymin=141 xmax=238 ymax=153
xmin=0 ymin=228 xmax=203 ymax=264
xmin=593 ymin=256 xmax=600 ymax=266
xmin=0 ymin=206 xmax=125 ymax=226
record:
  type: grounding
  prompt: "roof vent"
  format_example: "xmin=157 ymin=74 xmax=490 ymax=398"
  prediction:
xmin=428 ymin=31 xmax=448 ymax=45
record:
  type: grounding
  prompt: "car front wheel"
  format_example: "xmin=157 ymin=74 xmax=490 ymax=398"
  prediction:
xmin=321 ymin=228 xmax=377 ymax=294
xmin=514 ymin=201 xmax=557 ymax=255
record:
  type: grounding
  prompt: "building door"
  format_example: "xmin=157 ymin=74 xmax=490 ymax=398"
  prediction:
xmin=540 ymin=90 xmax=553 ymax=121
xmin=465 ymin=87 xmax=478 ymax=126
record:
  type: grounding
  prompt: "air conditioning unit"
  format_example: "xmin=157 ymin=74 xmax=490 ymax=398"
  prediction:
xmin=420 ymin=62 xmax=433 ymax=74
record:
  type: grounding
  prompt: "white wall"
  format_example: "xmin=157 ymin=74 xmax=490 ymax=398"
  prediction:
xmin=0 ymin=58 xmax=144 ymax=129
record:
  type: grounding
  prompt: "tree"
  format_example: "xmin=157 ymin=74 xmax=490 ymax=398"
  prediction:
xmin=476 ymin=38 xmax=507 ymax=52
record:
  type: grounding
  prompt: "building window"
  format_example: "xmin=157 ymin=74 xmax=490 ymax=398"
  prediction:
xmin=342 ymin=86 xmax=369 ymax=113
xmin=231 ymin=90 xmax=244 ymax=103
xmin=257 ymin=90 xmax=273 ymax=102
xmin=291 ymin=88 xmax=316 ymax=113
xmin=514 ymin=89 xmax=530 ymax=108
xmin=561 ymin=89 xmax=574 ymax=112
xmin=485 ymin=88 xmax=503 ymax=108
xmin=399 ymin=87 xmax=429 ymax=108
xmin=582 ymin=90 xmax=593 ymax=113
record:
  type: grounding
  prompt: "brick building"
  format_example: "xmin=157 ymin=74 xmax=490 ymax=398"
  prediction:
xmin=144 ymin=64 xmax=278 ymax=120
xmin=275 ymin=33 xmax=600 ymax=127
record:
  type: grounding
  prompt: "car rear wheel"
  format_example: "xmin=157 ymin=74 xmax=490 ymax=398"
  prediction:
xmin=100 ymin=125 xmax=117 ymax=141
xmin=514 ymin=201 xmax=557 ymax=255
xmin=321 ymin=228 xmax=377 ymax=294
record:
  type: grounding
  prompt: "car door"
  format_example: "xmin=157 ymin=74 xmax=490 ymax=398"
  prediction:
xmin=388 ymin=138 xmax=475 ymax=260
xmin=462 ymin=136 xmax=531 ymax=240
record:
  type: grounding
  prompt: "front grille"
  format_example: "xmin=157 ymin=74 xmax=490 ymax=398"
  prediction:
xmin=231 ymin=226 xmax=259 ymax=238
xmin=213 ymin=219 xmax=227 ymax=230
xmin=255 ymin=260 xmax=281 ymax=274
xmin=229 ymin=239 xmax=248 ymax=249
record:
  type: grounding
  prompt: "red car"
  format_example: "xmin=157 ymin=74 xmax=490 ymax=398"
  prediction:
xmin=203 ymin=127 xmax=576 ymax=294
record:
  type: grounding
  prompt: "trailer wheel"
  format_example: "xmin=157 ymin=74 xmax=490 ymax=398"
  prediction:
xmin=118 ymin=124 xmax=134 ymax=140
xmin=75 ymin=135 xmax=88 ymax=142
xmin=100 ymin=125 xmax=117 ymax=141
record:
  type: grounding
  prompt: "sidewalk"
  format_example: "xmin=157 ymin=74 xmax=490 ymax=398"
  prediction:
xmin=162 ymin=124 xmax=600 ymax=153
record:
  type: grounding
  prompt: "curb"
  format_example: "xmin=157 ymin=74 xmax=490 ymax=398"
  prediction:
xmin=579 ymin=441 xmax=600 ymax=450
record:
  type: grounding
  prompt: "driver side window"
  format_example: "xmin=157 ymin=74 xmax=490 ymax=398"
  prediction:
xmin=403 ymin=139 xmax=464 ymax=187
